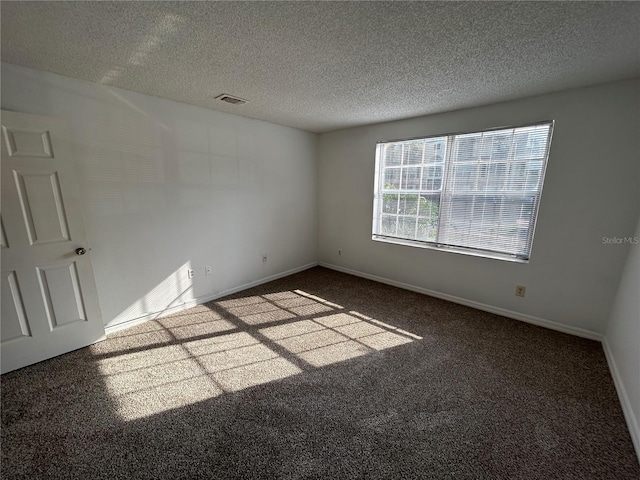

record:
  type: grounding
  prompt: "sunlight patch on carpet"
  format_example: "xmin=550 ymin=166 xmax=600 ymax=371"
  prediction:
xmin=98 ymin=289 xmax=419 ymax=421
xmin=259 ymin=311 xmax=416 ymax=367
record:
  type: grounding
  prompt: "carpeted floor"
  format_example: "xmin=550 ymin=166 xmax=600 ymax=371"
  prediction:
xmin=1 ymin=266 xmax=638 ymax=479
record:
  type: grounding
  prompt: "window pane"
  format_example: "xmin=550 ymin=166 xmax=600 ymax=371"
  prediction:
xmin=417 ymin=195 xmax=440 ymax=220
xmin=486 ymin=163 xmax=507 ymax=191
xmin=384 ymin=144 xmax=403 ymax=166
xmin=513 ymin=126 xmax=549 ymax=160
xmin=401 ymin=167 xmax=421 ymax=190
xmin=384 ymin=168 xmax=401 ymax=189
xmin=451 ymin=164 xmax=477 ymax=192
xmin=454 ymin=133 xmax=481 ymax=162
xmin=405 ymin=141 xmax=423 ymax=165
xmin=507 ymin=162 xmax=526 ymax=192
xmin=382 ymin=193 xmax=398 ymax=214
xmin=417 ymin=218 xmax=438 ymax=242
xmin=380 ymin=215 xmax=397 ymax=236
xmin=398 ymin=194 xmax=420 ymax=215
xmin=424 ymin=139 xmax=446 ymax=164
xmin=421 ymin=166 xmax=443 ymax=191
xmin=490 ymin=133 xmax=512 ymax=161
xmin=398 ymin=216 xmax=416 ymax=237
xmin=506 ymin=161 xmax=543 ymax=192
xmin=524 ymin=162 xmax=542 ymax=191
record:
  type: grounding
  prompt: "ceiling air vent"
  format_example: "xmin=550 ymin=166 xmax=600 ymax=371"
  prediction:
xmin=215 ymin=94 xmax=248 ymax=105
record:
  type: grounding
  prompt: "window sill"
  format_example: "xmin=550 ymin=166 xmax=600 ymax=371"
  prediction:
xmin=371 ymin=235 xmax=529 ymax=264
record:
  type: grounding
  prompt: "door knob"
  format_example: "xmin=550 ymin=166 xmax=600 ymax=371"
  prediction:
xmin=75 ymin=247 xmax=87 ymax=256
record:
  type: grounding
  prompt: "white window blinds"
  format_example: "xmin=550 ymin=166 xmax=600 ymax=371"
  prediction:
xmin=372 ymin=122 xmax=553 ymax=261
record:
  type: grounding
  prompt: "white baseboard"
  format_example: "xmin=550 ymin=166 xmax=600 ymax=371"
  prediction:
xmin=602 ymin=338 xmax=640 ymax=460
xmin=318 ymin=262 xmax=603 ymax=341
xmin=104 ymin=262 xmax=318 ymax=335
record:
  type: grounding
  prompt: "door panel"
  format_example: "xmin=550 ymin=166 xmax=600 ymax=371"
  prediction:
xmin=0 ymin=217 xmax=8 ymax=248
xmin=37 ymin=262 xmax=87 ymax=328
xmin=1 ymin=111 xmax=105 ymax=374
xmin=14 ymin=171 xmax=71 ymax=244
xmin=1 ymin=270 xmax=31 ymax=342
xmin=2 ymin=127 xmax=54 ymax=158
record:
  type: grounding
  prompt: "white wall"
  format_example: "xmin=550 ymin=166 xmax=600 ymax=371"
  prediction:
xmin=1 ymin=63 xmax=318 ymax=329
xmin=318 ymin=79 xmax=640 ymax=337
xmin=604 ymin=214 xmax=640 ymax=457
xmin=1 ymin=64 xmax=636 ymax=340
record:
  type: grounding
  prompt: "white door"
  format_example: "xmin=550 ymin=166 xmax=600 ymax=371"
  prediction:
xmin=1 ymin=111 xmax=105 ymax=374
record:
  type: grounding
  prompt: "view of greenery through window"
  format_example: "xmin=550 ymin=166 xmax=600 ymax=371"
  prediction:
xmin=373 ymin=123 xmax=553 ymax=261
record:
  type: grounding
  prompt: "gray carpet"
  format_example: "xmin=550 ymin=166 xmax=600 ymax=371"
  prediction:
xmin=2 ymin=266 xmax=638 ymax=479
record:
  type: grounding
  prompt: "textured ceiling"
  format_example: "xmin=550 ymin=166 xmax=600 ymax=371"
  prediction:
xmin=1 ymin=1 xmax=639 ymax=133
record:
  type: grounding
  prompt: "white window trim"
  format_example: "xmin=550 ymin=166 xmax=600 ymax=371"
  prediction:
xmin=372 ymin=121 xmax=554 ymax=263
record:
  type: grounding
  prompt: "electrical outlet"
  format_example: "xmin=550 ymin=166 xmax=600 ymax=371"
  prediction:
xmin=338 ymin=249 xmax=342 ymax=256
xmin=515 ymin=285 xmax=526 ymax=297
xmin=262 ymin=254 xmax=267 ymax=263
xmin=205 ymin=266 xmax=212 ymax=275
xmin=187 ymin=269 xmax=195 ymax=279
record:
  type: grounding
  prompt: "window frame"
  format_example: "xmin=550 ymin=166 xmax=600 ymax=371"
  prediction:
xmin=372 ymin=120 xmax=554 ymax=263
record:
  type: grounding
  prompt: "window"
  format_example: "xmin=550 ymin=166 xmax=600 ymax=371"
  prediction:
xmin=372 ymin=122 xmax=553 ymax=262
